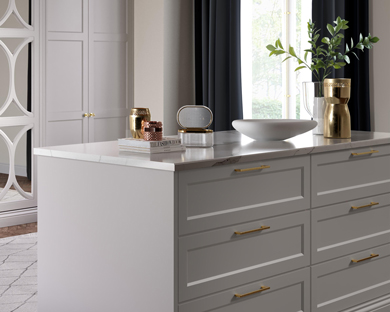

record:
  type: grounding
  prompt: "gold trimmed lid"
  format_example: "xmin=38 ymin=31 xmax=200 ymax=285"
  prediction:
xmin=177 ymin=105 xmax=213 ymax=129
xmin=178 ymin=128 xmax=213 ymax=133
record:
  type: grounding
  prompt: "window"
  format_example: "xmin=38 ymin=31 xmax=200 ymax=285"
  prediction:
xmin=241 ymin=0 xmax=312 ymax=120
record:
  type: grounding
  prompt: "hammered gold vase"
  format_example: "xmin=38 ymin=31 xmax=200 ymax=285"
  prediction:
xmin=130 ymin=108 xmax=151 ymax=139
xmin=323 ymin=78 xmax=351 ymax=139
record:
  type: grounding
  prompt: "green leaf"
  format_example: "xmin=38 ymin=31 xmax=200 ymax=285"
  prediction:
xmin=345 ymin=43 xmax=350 ymax=53
xmin=274 ymin=50 xmax=286 ymax=55
xmin=333 ymin=65 xmax=341 ymax=69
xmin=322 ymin=37 xmax=330 ymax=44
xmin=304 ymin=49 xmax=315 ymax=53
xmin=336 ymin=16 xmax=342 ymax=25
xmin=363 ymin=37 xmax=370 ymax=45
xmin=359 ymin=33 xmax=363 ymax=43
xmin=282 ymin=56 xmax=292 ymax=63
xmin=289 ymin=46 xmax=297 ymax=57
xmin=338 ymin=53 xmax=344 ymax=60
xmin=370 ymin=37 xmax=380 ymax=43
xmin=266 ymin=45 xmax=276 ymax=52
xmin=335 ymin=24 xmax=342 ymax=34
xmin=336 ymin=62 xmax=346 ymax=67
xmin=356 ymin=43 xmax=364 ymax=50
xmin=277 ymin=38 xmax=284 ymax=49
xmin=304 ymin=51 xmax=308 ymax=62
xmin=352 ymin=51 xmax=359 ymax=60
xmin=337 ymin=33 xmax=344 ymax=38
xmin=327 ymin=24 xmax=335 ymax=36
xmin=341 ymin=23 xmax=349 ymax=30
xmin=344 ymin=55 xmax=350 ymax=64
xmin=316 ymin=60 xmax=326 ymax=68
xmin=295 ymin=66 xmax=306 ymax=72
xmin=351 ymin=38 xmax=354 ymax=48
xmin=314 ymin=34 xmax=320 ymax=42
xmin=298 ymin=59 xmax=303 ymax=65
xmin=366 ymin=43 xmax=373 ymax=49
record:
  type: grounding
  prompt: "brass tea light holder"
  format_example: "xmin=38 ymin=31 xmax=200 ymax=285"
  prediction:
xmin=323 ymin=78 xmax=351 ymax=139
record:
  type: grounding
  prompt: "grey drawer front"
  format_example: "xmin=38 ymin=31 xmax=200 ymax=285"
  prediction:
xmin=312 ymin=193 xmax=390 ymax=263
xmin=312 ymin=144 xmax=390 ymax=207
xmin=179 ymin=268 xmax=310 ymax=312
xmin=179 ymin=155 xmax=310 ymax=235
xmin=179 ymin=211 xmax=310 ymax=302
xmin=312 ymin=244 xmax=390 ymax=312
xmin=372 ymin=305 xmax=390 ymax=312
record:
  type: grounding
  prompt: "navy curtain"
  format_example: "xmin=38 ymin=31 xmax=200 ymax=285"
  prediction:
xmin=312 ymin=0 xmax=371 ymax=131
xmin=194 ymin=0 xmax=243 ymax=131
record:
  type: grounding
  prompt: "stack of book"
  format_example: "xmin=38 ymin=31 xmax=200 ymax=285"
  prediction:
xmin=118 ymin=136 xmax=185 ymax=154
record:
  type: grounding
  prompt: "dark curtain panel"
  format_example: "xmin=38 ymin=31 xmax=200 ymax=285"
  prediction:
xmin=194 ymin=0 xmax=243 ymax=131
xmin=312 ymin=0 xmax=371 ymax=131
xmin=27 ymin=0 xmax=32 ymax=180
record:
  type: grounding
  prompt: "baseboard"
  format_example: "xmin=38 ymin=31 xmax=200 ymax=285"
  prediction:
xmin=0 ymin=207 xmax=37 ymax=228
xmin=0 ymin=163 xmax=27 ymax=177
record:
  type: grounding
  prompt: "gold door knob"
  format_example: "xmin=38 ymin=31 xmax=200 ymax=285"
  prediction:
xmin=90 ymin=113 xmax=95 ymax=117
xmin=83 ymin=113 xmax=89 ymax=117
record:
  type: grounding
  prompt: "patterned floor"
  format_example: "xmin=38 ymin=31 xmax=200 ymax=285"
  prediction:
xmin=0 ymin=233 xmax=37 ymax=312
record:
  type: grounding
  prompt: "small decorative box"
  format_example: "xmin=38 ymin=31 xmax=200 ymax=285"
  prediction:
xmin=143 ymin=121 xmax=163 ymax=141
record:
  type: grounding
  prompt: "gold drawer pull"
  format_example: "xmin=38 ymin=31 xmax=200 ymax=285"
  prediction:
xmin=351 ymin=202 xmax=379 ymax=210
xmin=351 ymin=150 xmax=379 ymax=156
xmin=234 ymin=165 xmax=270 ymax=173
xmin=235 ymin=286 xmax=270 ymax=298
xmin=235 ymin=226 xmax=270 ymax=235
xmin=352 ymin=253 xmax=379 ymax=263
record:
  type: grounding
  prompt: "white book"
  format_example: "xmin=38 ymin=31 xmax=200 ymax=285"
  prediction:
xmin=118 ymin=136 xmax=181 ymax=148
xmin=119 ymin=144 xmax=186 ymax=154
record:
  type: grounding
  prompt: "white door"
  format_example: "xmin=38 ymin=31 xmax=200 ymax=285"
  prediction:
xmin=44 ymin=0 xmax=89 ymax=146
xmin=88 ymin=0 xmax=130 ymax=142
xmin=44 ymin=0 xmax=130 ymax=146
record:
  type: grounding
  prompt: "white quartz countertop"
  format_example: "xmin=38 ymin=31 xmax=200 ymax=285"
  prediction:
xmin=34 ymin=130 xmax=390 ymax=171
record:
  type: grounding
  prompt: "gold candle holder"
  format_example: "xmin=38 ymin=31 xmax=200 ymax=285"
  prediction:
xmin=130 ymin=108 xmax=151 ymax=139
xmin=324 ymin=78 xmax=351 ymax=139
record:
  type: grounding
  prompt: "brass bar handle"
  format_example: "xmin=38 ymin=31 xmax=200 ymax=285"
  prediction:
xmin=352 ymin=253 xmax=379 ymax=263
xmin=235 ymin=226 xmax=270 ymax=235
xmin=351 ymin=202 xmax=379 ymax=210
xmin=235 ymin=286 xmax=270 ymax=298
xmin=234 ymin=165 xmax=270 ymax=173
xmin=351 ymin=150 xmax=379 ymax=156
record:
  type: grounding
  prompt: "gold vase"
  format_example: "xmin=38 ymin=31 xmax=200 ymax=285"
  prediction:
xmin=130 ymin=108 xmax=151 ymax=138
xmin=323 ymin=78 xmax=351 ymax=139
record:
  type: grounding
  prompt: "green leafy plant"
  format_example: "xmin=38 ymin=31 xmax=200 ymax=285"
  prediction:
xmin=266 ymin=16 xmax=379 ymax=84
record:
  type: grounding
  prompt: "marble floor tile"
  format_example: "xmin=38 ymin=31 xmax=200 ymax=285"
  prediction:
xmin=0 ymin=233 xmax=37 ymax=312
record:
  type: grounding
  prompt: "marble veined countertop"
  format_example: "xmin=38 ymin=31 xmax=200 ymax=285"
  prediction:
xmin=34 ymin=130 xmax=390 ymax=171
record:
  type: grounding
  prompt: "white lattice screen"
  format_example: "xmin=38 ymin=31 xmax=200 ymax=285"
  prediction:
xmin=0 ymin=0 xmax=38 ymax=212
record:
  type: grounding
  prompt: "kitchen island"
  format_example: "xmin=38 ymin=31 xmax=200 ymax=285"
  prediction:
xmin=35 ymin=130 xmax=390 ymax=312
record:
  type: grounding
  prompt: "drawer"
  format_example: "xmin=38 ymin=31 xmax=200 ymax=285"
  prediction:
xmin=178 ymin=155 xmax=310 ymax=235
xmin=312 ymin=244 xmax=390 ymax=312
xmin=178 ymin=211 xmax=310 ymax=302
xmin=312 ymin=193 xmax=390 ymax=263
xmin=179 ymin=268 xmax=310 ymax=312
xmin=312 ymin=144 xmax=390 ymax=207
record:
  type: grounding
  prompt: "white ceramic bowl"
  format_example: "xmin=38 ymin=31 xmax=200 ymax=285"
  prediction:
xmin=232 ymin=119 xmax=318 ymax=141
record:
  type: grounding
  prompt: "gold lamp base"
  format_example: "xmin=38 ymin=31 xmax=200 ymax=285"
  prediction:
xmin=323 ymin=78 xmax=351 ymax=139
